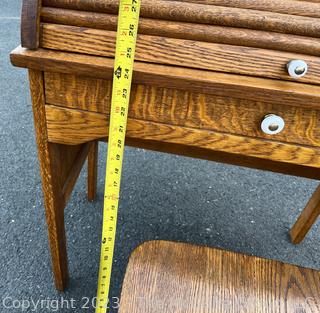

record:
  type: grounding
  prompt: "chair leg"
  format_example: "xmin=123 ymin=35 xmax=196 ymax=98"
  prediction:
xmin=88 ymin=141 xmax=99 ymax=201
xmin=29 ymin=70 xmax=69 ymax=290
xmin=290 ymin=184 xmax=320 ymax=244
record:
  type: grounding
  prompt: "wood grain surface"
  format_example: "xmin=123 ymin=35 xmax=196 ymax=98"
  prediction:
xmin=122 ymin=137 xmax=320 ymax=180
xmin=40 ymin=24 xmax=320 ymax=85
xmin=46 ymin=111 xmax=320 ymax=180
xmin=291 ymin=184 xmax=320 ymax=244
xmin=87 ymin=141 xmax=98 ymax=202
xmin=11 ymin=47 xmax=320 ymax=109
xmin=28 ymin=70 xmax=69 ymax=290
xmin=42 ymin=0 xmax=320 ymax=37
xmin=45 ymin=105 xmax=107 ymax=144
xmin=61 ymin=143 xmax=89 ymax=204
xmin=166 ymin=0 xmax=320 ymax=18
xmin=53 ymin=144 xmax=82 ymax=194
xmin=41 ymin=7 xmax=320 ymax=56
xmin=21 ymin=0 xmax=41 ymax=49
xmin=45 ymin=105 xmax=320 ymax=169
xmin=119 ymin=240 xmax=320 ymax=313
xmin=44 ymin=72 xmax=320 ymax=148
xmin=44 ymin=73 xmax=113 ymax=113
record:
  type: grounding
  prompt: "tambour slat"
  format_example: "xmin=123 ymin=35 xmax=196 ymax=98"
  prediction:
xmin=42 ymin=0 xmax=320 ymax=37
xmin=165 ymin=0 xmax=320 ymax=18
xmin=40 ymin=23 xmax=320 ymax=85
xmin=41 ymin=7 xmax=320 ymax=56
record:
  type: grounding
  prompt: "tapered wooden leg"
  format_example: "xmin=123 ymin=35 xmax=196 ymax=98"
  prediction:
xmin=29 ymin=70 xmax=91 ymax=290
xmin=87 ymin=141 xmax=98 ymax=201
xmin=43 ymin=143 xmax=70 ymax=290
xmin=290 ymin=185 xmax=320 ymax=244
xmin=29 ymin=70 xmax=69 ymax=290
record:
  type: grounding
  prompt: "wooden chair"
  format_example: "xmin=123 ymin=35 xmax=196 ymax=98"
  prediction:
xmin=119 ymin=240 xmax=320 ymax=313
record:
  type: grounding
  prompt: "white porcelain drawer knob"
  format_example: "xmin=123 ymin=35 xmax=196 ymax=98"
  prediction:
xmin=287 ymin=60 xmax=308 ymax=78
xmin=261 ymin=114 xmax=285 ymax=135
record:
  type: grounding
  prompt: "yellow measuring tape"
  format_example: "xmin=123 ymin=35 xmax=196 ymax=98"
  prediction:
xmin=95 ymin=1 xmax=141 ymax=312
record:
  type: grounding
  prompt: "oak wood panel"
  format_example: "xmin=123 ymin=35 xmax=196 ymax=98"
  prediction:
xmin=40 ymin=24 xmax=320 ymax=85
xmin=125 ymin=137 xmax=320 ymax=180
xmin=44 ymin=72 xmax=320 ymax=148
xmin=136 ymin=136 xmax=320 ymax=179
xmin=11 ymin=47 xmax=320 ymax=109
xmin=28 ymin=70 xmax=68 ymax=291
xmin=291 ymin=184 xmax=320 ymax=244
xmin=21 ymin=0 xmax=41 ymax=49
xmin=41 ymin=7 xmax=320 ymax=56
xmin=46 ymin=105 xmax=107 ymax=144
xmin=45 ymin=105 xmax=320 ymax=169
xmin=42 ymin=0 xmax=320 ymax=37
xmin=119 ymin=240 xmax=320 ymax=313
xmin=44 ymin=72 xmax=113 ymax=112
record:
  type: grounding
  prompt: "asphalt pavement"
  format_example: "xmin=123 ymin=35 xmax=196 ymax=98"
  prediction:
xmin=1 ymin=1 xmax=320 ymax=312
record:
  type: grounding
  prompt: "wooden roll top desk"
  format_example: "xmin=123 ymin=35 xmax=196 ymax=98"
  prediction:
xmin=10 ymin=0 xmax=320 ymax=290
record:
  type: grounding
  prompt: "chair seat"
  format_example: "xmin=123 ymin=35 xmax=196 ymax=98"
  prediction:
xmin=119 ymin=240 xmax=320 ymax=313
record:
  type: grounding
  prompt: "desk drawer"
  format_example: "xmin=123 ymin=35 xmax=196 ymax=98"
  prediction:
xmin=44 ymin=72 xmax=320 ymax=148
xmin=40 ymin=23 xmax=320 ymax=86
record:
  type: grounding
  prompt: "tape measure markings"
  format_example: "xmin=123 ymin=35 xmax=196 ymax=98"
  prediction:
xmin=95 ymin=1 xmax=141 ymax=312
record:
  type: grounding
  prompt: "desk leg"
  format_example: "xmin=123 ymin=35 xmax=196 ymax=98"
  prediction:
xmin=29 ymin=70 xmax=68 ymax=290
xmin=290 ymin=185 xmax=320 ymax=244
xmin=87 ymin=141 xmax=98 ymax=201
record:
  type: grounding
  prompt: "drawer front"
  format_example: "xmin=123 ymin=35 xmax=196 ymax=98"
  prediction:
xmin=44 ymin=72 xmax=320 ymax=148
xmin=40 ymin=24 xmax=320 ymax=85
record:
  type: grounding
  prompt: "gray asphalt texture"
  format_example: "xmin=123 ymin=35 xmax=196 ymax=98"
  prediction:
xmin=1 ymin=1 xmax=320 ymax=312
